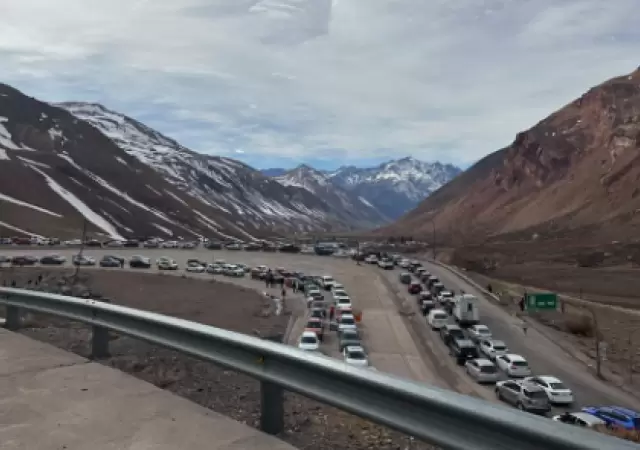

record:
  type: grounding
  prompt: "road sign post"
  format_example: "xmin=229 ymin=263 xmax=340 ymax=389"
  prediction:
xmin=526 ymin=293 xmax=558 ymax=311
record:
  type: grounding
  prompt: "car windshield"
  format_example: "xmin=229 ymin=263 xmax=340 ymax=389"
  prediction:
xmin=342 ymin=331 xmax=358 ymax=339
xmin=461 ymin=347 xmax=478 ymax=357
xmin=338 ymin=298 xmax=350 ymax=304
xmin=549 ymin=382 xmax=567 ymax=390
xmin=512 ymin=360 xmax=528 ymax=367
xmin=477 ymin=327 xmax=490 ymax=334
xmin=524 ymin=390 xmax=547 ymax=399
xmin=334 ymin=291 xmax=347 ymax=296
xmin=450 ymin=329 xmax=464 ymax=338
xmin=480 ymin=365 xmax=497 ymax=373
xmin=301 ymin=336 xmax=317 ymax=344
xmin=306 ymin=322 xmax=321 ymax=328
xmin=493 ymin=345 xmax=507 ymax=351
xmin=323 ymin=277 xmax=334 ymax=282
xmin=348 ymin=351 xmax=366 ymax=360
xmin=633 ymin=418 xmax=640 ymax=429
xmin=434 ymin=313 xmax=447 ymax=320
xmin=341 ymin=317 xmax=355 ymax=325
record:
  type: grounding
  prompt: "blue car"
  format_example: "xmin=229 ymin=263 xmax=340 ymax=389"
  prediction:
xmin=582 ymin=406 xmax=640 ymax=430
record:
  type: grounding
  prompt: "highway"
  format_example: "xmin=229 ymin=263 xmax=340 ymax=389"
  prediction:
xmin=420 ymin=260 xmax=640 ymax=412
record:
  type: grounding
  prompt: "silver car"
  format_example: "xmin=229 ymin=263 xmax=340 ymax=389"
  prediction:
xmin=495 ymin=380 xmax=551 ymax=415
xmin=465 ymin=358 xmax=499 ymax=383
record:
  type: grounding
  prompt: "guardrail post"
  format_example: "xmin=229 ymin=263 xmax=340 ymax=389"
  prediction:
xmin=260 ymin=380 xmax=284 ymax=435
xmin=91 ymin=299 xmax=110 ymax=359
xmin=5 ymin=304 xmax=22 ymax=330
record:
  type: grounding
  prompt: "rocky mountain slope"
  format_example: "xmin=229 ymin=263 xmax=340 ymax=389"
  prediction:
xmin=275 ymin=165 xmax=390 ymax=226
xmin=0 ymin=84 xmax=390 ymax=240
xmin=266 ymin=158 xmax=461 ymax=219
xmin=387 ymin=68 xmax=640 ymax=244
xmin=327 ymin=157 xmax=461 ymax=219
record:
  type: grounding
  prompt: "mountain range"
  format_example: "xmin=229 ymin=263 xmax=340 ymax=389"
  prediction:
xmin=263 ymin=159 xmax=461 ymax=219
xmin=387 ymin=67 xmax=640 ymax=247
xmin=0 ymin=83 xmax=458 ymax=240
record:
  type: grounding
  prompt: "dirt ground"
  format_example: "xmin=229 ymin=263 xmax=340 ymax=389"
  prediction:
xmin=0 ymin=267 xmax=435 ymax=450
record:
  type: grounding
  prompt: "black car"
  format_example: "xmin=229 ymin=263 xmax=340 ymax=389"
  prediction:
xmin=205 ymin=241 xmax=222 ymax=250
xmin=40 ymin=254 xmax=66 ymax=265
xmin=85 ymin=239 xmax=103 ymax=247
xmin=449 ymin=338 xmax=479 ymax=365
xmin=100 ymin=256 xmax=122 ymax=267
xmin=129 ymin=255 xmax=151 ymax=268
xmin=440 ymin=324 xmax=465 ymax=346
xmin=11 ymin=255 xmax=38 ymax=265
xmin=244 ymin=243 xmax=262 ymax=251
xmin=123 ymin=240 xmax=140 ymax=248
xmin=338 ymin=329 xmax=362 ymax=351
xmin=279 ymin=244 xmax=301 ymax=253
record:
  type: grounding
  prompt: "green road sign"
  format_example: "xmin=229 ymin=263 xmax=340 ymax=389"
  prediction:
xmin=526 ymin=293 xmax=558 ymax=310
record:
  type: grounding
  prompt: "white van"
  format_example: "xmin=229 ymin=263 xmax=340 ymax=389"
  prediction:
xmin=428 ymin=309 xmax=449 ymax=329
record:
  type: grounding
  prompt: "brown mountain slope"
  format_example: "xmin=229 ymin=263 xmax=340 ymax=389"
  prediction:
xmin=386 ymin=68 xmax=640 ymax=244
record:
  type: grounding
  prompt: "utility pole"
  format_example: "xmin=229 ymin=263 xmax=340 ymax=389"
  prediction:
xmin=72 ymin=219 xmax=88 ymax=284
xmin=589 ymin=307 xmax=603 ymax=379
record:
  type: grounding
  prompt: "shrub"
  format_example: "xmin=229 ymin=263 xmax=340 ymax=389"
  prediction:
xmin=564 ymin=314 xmax=594 ymax=337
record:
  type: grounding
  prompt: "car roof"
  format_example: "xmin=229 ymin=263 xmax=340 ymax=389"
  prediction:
xmin=301 ymin=331 xmax=318 ymax=338
xmin=537 ymin=375 xmax=562 ymax=383
xmin=474 ymin=324 xmax=490 ymax=329
xmin=345 ymin=345 xmax=364 ymax=352
xmin=445 ymin=324 xmax=462 ymax=330
xmin=454 ymin=338 xmax=475 ymax=346
xmin=605 ymin=406 xmax=640 ymax=417
xmin=473 ymin=358 xmax=494 ymax=366
xmin=505 ymin=354 xmax=526 ymax=361
xmin=307 ymin=318 xmax=322 ymax=323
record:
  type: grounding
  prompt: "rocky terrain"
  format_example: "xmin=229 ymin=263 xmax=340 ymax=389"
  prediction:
xmin=0 ymin=84 xmax=398 ymax=241
xmin=388 ymin=67 xmax=640 ymax=246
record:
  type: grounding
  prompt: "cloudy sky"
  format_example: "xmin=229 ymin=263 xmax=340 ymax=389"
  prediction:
xmin=0 ymin=0 xmax=638 ymax=170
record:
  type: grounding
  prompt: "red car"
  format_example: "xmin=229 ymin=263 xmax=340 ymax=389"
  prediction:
xmin=408 ymin=282 xmax=422 ymax=295
xmin=304 ymin=318 xmax=324 ymax=341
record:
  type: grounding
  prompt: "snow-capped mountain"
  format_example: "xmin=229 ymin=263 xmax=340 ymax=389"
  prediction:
xmin=0 ymin=84 xmax=391 ymax=240
xmin=266 ymin=157 xmax=461 ymax=219
xmin=327 ymin=157 xmax=461 ymax=219
xmin=275 ymin=165 xmax=390 ymax=225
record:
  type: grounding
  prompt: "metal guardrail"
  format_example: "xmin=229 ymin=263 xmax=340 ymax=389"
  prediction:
xmin=0 ymin=287 xmax=636 ymax=450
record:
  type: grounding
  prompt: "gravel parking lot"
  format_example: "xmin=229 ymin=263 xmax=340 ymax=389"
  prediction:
xmin=0 ymin=248 xmax=440 ymax=450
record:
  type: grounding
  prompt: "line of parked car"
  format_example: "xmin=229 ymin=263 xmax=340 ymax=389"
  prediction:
xmin=366 ymin=254 xmax=640 ymax=433
xmin=245 ymin=268 xmax=370 ymax=367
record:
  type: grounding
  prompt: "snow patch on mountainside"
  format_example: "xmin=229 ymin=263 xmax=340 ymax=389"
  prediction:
xmin=0 ymin=192 xmax=63 ymax=218
xmin=26 ymin=164 xmax=124 ymax=239
xmin=0 ymin=220 xmax=44 ymax=238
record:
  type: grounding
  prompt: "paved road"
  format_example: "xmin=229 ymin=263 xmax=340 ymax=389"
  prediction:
xmin=0 ymin=248 xmax=441 ymax=387
xmin=420 ymin=260 xmax=640 ymax=412
xmin=0 ymin=328 xmax=295 ymax=450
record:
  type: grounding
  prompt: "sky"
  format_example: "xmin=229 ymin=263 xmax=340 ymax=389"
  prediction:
xmin=0 ymin=1 xmax=638 ymax=171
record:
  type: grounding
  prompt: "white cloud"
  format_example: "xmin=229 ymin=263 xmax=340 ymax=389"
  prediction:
xmin=0 ymin=0 xmax=638 ymax=168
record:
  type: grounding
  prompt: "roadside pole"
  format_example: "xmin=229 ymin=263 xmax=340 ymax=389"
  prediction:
xmin=72 ymin=219 xmax=88 ymax=284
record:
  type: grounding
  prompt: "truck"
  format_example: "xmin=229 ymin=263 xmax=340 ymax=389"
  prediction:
xmin=453 ymin=294 xmax=479 ymax=327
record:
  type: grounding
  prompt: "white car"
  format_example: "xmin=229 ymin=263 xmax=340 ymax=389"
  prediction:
xmin=438 ymin=291 xmax=454 ymax=302
xmin=206 ymin=264 xmax=224 ymax=274
xmin=337 ymin=314 xmax=357 ymax=332
xmin=298 ymin=331 xmax=320 ymax=351
xmin=467 ymin=324 xmax=492 ymax=343
xmin=377 ymin=259 xmax=394 ymax=269
xmin=496 ymin=354 xmax=532 ymax=377
xmin=365 ymin=255 xmax=378 ymax=264
xmin=552 ymin=412 xmax=605 ymax=428
xmin=186 ymin=262 xmax=206 ymax=273
xmin=524 ymin=376 xmax=574 ymax=404
xmin=335 ymin=296 xmax=352 ymax=310
xmin=332 ymin=289 xmax=348 ymax=300
xmin=320 ymin=275 xmax=336 ymax=289
xmin=156 ymin=257 xmax=178 ymax=270
xmin=331 ymin=283 xmax=345 ymax=292
xmin=72 ymin=255 xmax=96 ymax=266
xmin=399 ymin=259 xmax=411 ymax=268
xmin=343 ymin=346 xmax=369 ymax=367
xmin=479 ymin=339 xmax=508 ymax=361
xmin=160 ymin=240 xmax=178 ymax=248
